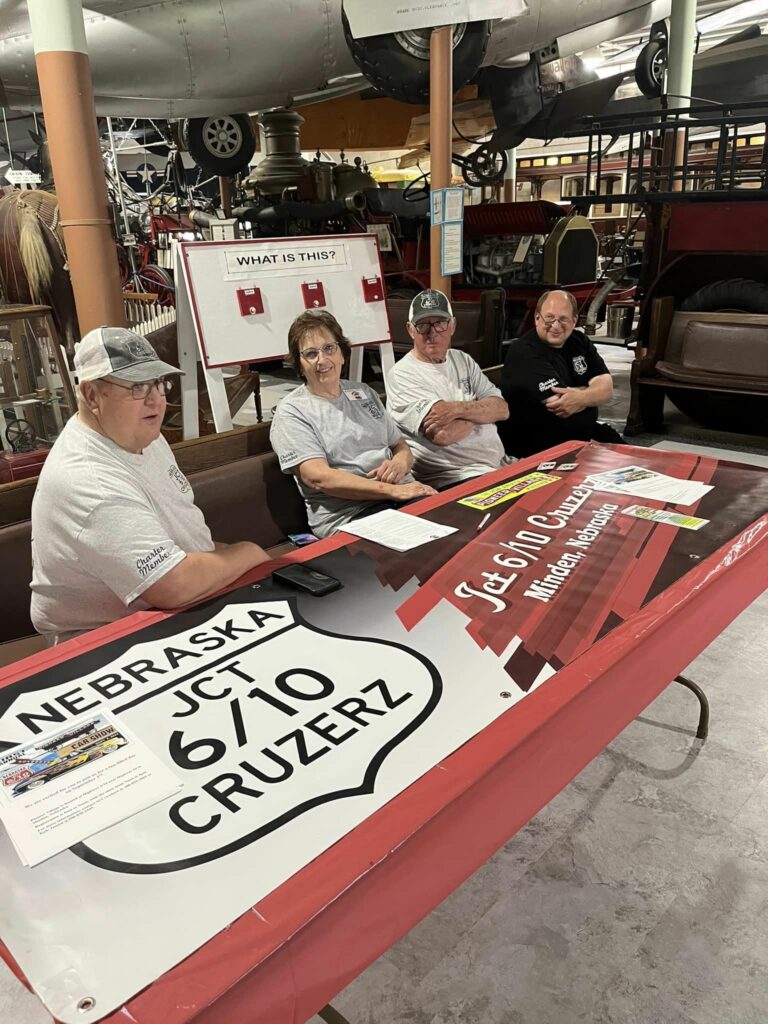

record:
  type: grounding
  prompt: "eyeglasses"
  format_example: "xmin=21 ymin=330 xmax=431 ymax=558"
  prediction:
xmin=300 ymin=342 xmax=339 ymax=362
xmin=538 ymin=315 xmax=574 ymax=328
xmin=109 ymin=378 xmax=174 ymax=400
xmin=413 ymin=319 xmax=451 ymax=336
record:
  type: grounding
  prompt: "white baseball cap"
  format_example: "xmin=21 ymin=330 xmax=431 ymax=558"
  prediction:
xmin=74 ymin=326 xmax=184 ymax=383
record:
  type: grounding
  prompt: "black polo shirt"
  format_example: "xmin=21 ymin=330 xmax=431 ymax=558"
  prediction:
xmin=499 ymin=328 xmax=610 ymax=458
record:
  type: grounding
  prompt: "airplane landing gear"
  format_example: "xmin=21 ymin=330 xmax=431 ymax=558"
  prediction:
xmin=181 ymin=114 xmax=256 ymax=177
xmin=342 ymin=10 xmax=491 ymax=104
xmin=635 ymin=39 xmax=667 ymax=97
xmin=635 ymin=22 xmax=669 ymax=98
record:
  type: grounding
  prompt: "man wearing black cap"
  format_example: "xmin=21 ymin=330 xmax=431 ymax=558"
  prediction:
xmin=31 ymin=326 xmax=269 ymax=645
xmin=386 ymin=289 xmax=510 ymax=489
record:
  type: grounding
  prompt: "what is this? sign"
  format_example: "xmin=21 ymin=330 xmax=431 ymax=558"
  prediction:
xmin=224 ymin=242 xmax=350 ymax=276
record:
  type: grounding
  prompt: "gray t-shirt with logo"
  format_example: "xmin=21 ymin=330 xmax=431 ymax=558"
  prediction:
xmin=30 ymin=417 xmax=214 ymax=643
xmin=269 ymin=381 xmax=411 ymax=538
xmin=386 ymin=348 xmax=510 ymax=488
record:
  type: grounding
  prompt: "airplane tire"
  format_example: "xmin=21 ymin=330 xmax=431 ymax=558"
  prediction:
xmin=342 ymin=11 xmax=491 ymax=104
xmin=665 ymin=278 xmax=768 ymax=434
xmin=634 ymin=40 xmax=666 ymax=98
xmin=181 ymin=114 xmax=256 ymax=176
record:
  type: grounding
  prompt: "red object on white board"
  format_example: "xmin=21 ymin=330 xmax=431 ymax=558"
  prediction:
xmin=236 ymin=287 xmax=264 ymax=316
xmin=301 ymin=281 xmax=327 ymax=309
xmin=361 ymin=276 xmax=384 ymax=302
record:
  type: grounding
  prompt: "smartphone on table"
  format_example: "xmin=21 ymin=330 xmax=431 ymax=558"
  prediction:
xmin=271 ymin=562 xmax=342 ymax=597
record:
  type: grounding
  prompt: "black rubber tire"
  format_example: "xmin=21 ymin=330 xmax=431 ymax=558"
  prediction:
xmin=680 ymin=278 xmax=768 ymax=314
xmin=634 ymin=40 xmax=666 ymax=98
xmin=342 ymin=12 xmax=491 ymax=104
xmin=181 ymin=114 xmax=256 ymax=176
xmin=667 ymin=278 xmax=768 ymax=434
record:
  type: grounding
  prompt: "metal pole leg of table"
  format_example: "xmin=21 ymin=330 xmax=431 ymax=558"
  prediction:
xmin=674 ymin=674 xmax=709 ymax=741
xmin=318 ymin=1004 xmax=353 ymax=1024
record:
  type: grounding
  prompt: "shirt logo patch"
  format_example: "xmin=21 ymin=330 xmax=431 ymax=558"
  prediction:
xmin=167 ymin=465 xmax=191 ymax=493
xmin=346 ymin=389 xmax=366 ymax=401
xmin=459 ymin=376 xmax=472 ymax=395
xmin=362 ymin=400 xmax=383 ymax=420
xmin=538 ymin=378 xmax=559 ymax=392
xmin=572 ymin=355 xmax=588 ymax=375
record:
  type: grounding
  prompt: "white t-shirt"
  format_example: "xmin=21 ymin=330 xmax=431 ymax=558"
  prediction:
xmin=30 ymin=417 xmax=214 ymax=643
xmin=386 ymin=349 xmax=509 ymax=488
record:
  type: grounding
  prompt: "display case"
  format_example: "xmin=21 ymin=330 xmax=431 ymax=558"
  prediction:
xmin=0 ymin=305 xmax=76 ymax=480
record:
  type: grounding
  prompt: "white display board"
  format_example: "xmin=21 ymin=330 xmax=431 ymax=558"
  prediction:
xmin=179 ymin=234 xmax=391 ymax=368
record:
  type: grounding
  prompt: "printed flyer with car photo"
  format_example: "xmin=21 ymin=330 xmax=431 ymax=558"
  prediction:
xmin=0 ymin=710 xmax=181 ymax=866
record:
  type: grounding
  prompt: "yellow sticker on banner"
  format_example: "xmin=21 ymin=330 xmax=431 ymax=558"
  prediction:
xmin=458 ymin=473 xmax=560 ymax=510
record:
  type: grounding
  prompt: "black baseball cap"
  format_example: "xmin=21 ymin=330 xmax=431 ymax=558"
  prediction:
xmin=408 ymin=289 xmax=454 ymax=324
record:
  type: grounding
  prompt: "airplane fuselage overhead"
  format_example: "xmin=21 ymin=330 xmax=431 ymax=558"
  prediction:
xmin=0 ymin=0 xmax=670 ymax=117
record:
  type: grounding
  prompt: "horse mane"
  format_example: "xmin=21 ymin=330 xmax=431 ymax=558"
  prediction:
xmin=16 ymin=191 xmax=63 ymax=302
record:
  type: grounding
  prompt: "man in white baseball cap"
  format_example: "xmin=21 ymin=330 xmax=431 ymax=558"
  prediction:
xmin=30 ymin=326 xmax=269 ymax=645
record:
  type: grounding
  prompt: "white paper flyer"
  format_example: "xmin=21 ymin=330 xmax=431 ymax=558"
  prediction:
xmin=0 ymin=711 xmax=181 ymax=866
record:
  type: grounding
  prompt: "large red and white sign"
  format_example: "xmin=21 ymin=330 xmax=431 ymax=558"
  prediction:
xmin=1 ymin=443 xmax=766 ymax=1023
xmin=0 ymin=590 xmax=524 ymax=1023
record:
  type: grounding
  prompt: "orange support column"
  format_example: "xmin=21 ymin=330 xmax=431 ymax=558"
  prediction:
xmin=27 ymin=0 xmax=126 ymax=333
xmin=429 ymin=26 xmax=453 ymax=297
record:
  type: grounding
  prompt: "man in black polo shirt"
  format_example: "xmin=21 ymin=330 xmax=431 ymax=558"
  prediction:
xmin=499 ymin=289 xmax=624 ymax=458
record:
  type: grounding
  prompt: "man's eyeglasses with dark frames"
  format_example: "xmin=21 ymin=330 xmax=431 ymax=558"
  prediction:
xmin=538 ymin=315 xmax=574 ymax=328
xmin=300 ymin=342 xmax=339 ymax=362
xmin=413 ymin=319 xmax=451 ymax=336
xmin=109 ymin=378 xmax=174 ymax=400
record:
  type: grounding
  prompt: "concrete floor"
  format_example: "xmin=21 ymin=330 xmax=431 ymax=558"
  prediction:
xmin=3 ymin=342 xmax=767 ymax=1024
xmin=307 ymin=592 xmax=768 ymax=1024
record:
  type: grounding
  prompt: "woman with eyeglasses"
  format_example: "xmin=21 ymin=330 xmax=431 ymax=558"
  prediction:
xmin=270 ymin=310 xmax=436 ymax=538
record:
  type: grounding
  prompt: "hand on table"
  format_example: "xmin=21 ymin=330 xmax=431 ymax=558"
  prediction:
xmin=367 ymin=450 xmax=411 ymax=484
xmin=544 ymin=387 xmax=588 ymax=419
xmin=392 ymin=481 xmax=437 ymax=502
